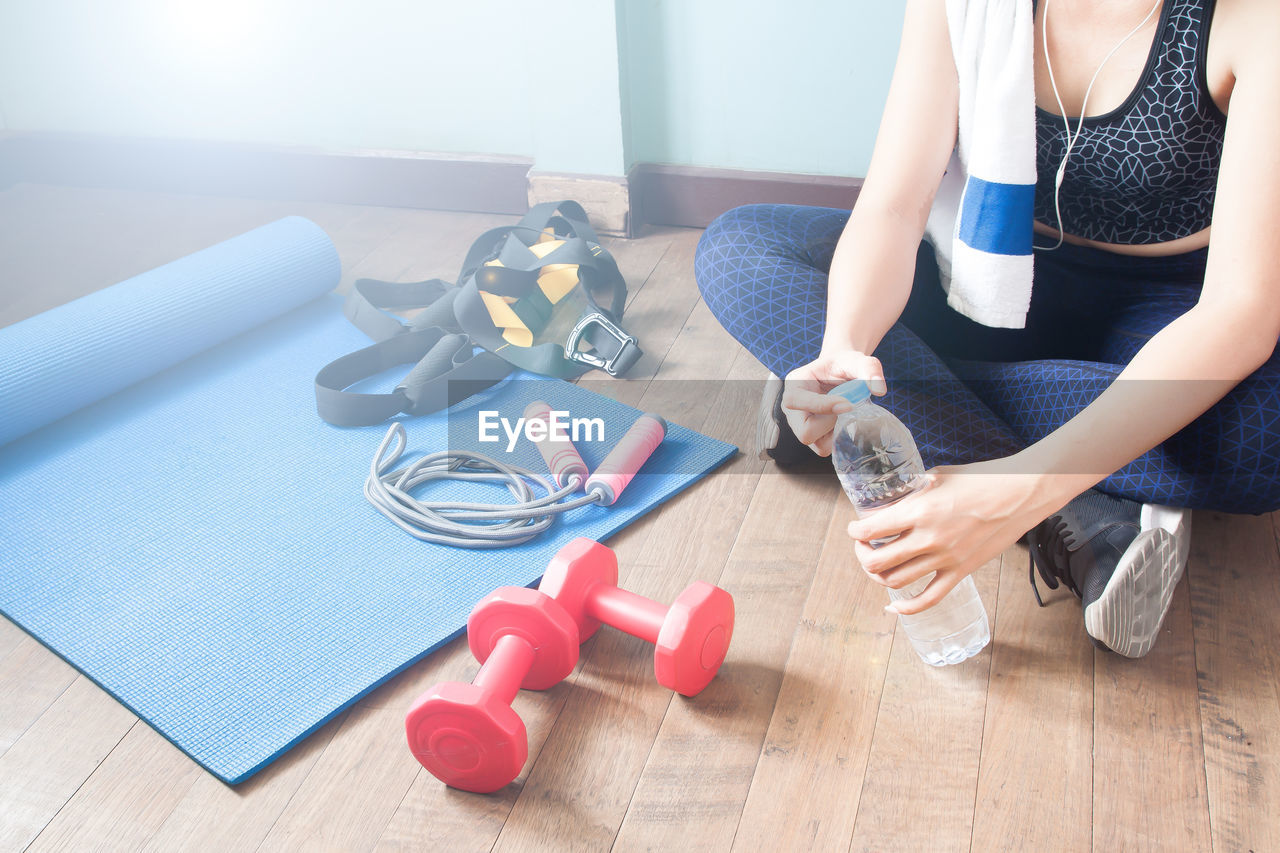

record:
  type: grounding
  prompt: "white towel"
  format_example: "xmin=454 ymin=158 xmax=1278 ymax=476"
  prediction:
xmin=924 ymin=0 xmax=1037 ymax=329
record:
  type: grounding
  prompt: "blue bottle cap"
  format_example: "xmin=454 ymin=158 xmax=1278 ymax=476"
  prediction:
xmin=829 ymin=379 xmax=871 ymax=405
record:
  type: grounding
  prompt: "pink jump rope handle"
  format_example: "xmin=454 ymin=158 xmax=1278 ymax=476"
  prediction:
xmin=523 ymin=401 xmax=589 ymax=490
xmin=584 ymin=414 xmax=667 ymax=506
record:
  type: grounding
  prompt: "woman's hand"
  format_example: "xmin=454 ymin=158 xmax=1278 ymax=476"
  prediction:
xmin=848 ymin=459 xmax=1061 ymax=614
xmin=782 ymin=351 xmax=888 ymax=456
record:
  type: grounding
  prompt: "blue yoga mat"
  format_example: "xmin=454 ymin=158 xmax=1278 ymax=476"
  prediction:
xmin=0 ymin=218 xmax=736 ymax=784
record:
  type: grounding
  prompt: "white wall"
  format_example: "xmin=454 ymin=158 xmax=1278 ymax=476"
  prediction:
xmin=0 ymin=0 xmax=906 ymax=178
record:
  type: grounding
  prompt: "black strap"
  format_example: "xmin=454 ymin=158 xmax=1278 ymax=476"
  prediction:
xmin=452 ymin=204 xmax=634 ymax=379
xmin=314 ymin=200 xmax=641 ymax=426
xmin=315 ymin=279 xmax=510 ymax=427
xmin=315 ymin=326 xmax=510 ymax=426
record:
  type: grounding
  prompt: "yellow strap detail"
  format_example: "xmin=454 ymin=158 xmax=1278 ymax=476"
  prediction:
xmin=479 ymin=239 xmax=582 ymax=346
xmin=526 ymin=240 xmax=580 ymax=302
xmin=478 ymin=290 xmax=533 ymax=348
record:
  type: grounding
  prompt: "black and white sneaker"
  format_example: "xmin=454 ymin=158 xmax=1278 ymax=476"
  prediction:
xmin=754 ymin=373 xmax=820 ymax=467
xmin=1025 ymin=489 xmax=1191 ymax=658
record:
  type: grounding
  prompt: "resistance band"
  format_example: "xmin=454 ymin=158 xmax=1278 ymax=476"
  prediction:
xmin=364 ymin=402 xmax=666 ymax=548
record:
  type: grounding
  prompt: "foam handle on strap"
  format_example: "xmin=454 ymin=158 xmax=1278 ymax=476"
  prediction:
xmin=399 ymin=333 xmax=469 ymax=391
xmin=523 ymin=400 xmax=588 ymax=490
xmin=0 ymin=217 xmax=339 ymax=448
xmin=585 ymin=413 xmax=667 ymax=506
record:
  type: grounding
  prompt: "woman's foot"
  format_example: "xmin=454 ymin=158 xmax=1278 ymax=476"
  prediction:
xmin=1025 ymin=490 xmax=1191 ymax=658
xmin=754 ymin=373 xmax=821 ymax=466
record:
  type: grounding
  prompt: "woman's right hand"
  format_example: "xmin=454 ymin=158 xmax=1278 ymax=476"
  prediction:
xmin=782 ymin=350 xmax=887 ymax=456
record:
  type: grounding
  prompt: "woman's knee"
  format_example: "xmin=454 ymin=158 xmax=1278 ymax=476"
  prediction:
xmin=696 ymin=205 xmax=783 ymax=313
xmin=698 ymin=203 xmax=846 ymax=268
xmin=1167 ymin=382 xmax=1280 ymax=512
xmin=696 ymin=204 xmax=847 ymax=303
xmin=697 ymin=205 xmax=789 ymax=284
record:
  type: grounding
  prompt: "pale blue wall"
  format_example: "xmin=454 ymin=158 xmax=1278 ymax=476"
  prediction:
xmin=618 ymin=0 xmax=904 ymax=177
xmin=0 ymin=0 xmax=905 ymax=179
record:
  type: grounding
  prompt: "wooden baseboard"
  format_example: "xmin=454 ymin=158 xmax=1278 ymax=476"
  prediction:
xmin=0 ymin=132 xmax=532 ymax=214
xmin=527 ymin=171 xmax=631 ymax=237
xmin=629 ymin=163 xmax=862 ymax=229
xmin=0 ymin=132 xmax=865 ymax=234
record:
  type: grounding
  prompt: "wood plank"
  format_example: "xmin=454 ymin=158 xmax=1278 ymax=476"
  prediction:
xmin=721 ymin=498 xmax=895 ymax=851
xmin=255 ymin=704 xmax=421 ymax=852
xmin=1188 ymin=511 xmax=1280 ymax=853
xmin=0 ymin=617 xmax=27 ymax=662
xmin=0 ymin=678 xmax=136 ymax=852
xmin=391 ymin=210 xmax=518 ymax=284
xmin=1093 ymin=579 xmax=1212 ymax=852
xmin=26 ymin=721 xmax=201 ymax=852
xmin=141 ymin=714 xmax=347 ymax=853
xmin=576 ymin=227 xmax=706 ymax=410
xmin=848 ymin=548 xmax=1000 ymax=852
xmin=602 ymin=227 xmax=679 ymax=311
xmin=971 ymin=543 xmax=1093 ymax=852
xmin=0 ymin=634 xmax=79 ymax=756
xmin=330 ymin=207 xmax=473 ymax=291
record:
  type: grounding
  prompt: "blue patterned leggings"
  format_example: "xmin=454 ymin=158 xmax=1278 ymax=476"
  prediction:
xmin=695 ymin=204 xmax=1280 ymax=513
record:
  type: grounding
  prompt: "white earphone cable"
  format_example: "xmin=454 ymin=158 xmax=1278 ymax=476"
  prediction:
xmin=1035 ymin=0 xmax=1163 ymax=251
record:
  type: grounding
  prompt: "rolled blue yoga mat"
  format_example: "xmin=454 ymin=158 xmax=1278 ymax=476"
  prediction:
xmin=0 ymin=216 xmax=340 ymax=447
xmin=0 ymin=217 xmax=736 ymax=784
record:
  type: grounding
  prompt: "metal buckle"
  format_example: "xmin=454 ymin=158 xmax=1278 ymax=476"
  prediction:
xmin=564 ymin=312 xmax=639 ymax=376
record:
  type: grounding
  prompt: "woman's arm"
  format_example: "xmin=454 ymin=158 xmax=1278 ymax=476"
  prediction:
xmin=822 ymin=0 xmax=959 ymax=354
xmin=849 ymin=0 xmax=1280 ymax=613
xmin=782 ymin=0 xmax=959 ymax=453
xmin=1015 ymin=0 xmax=1280 ymax=495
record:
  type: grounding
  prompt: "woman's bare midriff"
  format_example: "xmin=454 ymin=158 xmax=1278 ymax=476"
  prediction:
xmin=1033 ymin=221 xmax=1212 ymax=257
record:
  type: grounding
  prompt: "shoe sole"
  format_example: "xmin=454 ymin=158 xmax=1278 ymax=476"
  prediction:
xmin=754 ymin=373 xmax=783 ymax=461
xmin=1083 ymin=506 xmax=1190 ymax=658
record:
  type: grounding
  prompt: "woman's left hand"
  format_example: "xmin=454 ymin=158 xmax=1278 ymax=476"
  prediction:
xmin=847 ymin=459 xmax=1061 ymax=615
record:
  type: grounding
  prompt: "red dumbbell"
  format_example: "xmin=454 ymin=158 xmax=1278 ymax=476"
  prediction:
xmin=405 ymin=586 xmax=579 ymax=793
xmin=539 ymin=538 xmax=734 ymax=697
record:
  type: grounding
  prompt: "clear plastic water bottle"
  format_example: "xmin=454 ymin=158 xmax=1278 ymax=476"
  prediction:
xmin=828 ymin=379 xmax=990 ymax=666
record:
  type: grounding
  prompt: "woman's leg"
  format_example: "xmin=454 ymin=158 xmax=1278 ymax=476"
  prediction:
xmin=952 ymin=344 xmax=1280 ymax=513
xmin=695 ymin=204 xmax=847 ymax=378
xmin=950 ymin=258 xmax=1280 ymax=514
xmin=695 ymin=204 xmax=1024 ymax=466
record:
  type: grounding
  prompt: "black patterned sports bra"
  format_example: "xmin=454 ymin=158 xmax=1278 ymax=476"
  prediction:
xmin=1034 ymin=0 xmax=1227 ymax=245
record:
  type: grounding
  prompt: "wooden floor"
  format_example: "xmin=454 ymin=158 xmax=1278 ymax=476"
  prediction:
xmin=1 ymin=183 xmax=1278 ymax=852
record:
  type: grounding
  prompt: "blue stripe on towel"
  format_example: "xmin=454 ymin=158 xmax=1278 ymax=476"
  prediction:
xmin=958 ymin=177 xmax=1034 ymax=256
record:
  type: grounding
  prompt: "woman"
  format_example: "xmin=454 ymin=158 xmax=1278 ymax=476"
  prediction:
xmin=695 ymin=0 xmax=1279 ymax=657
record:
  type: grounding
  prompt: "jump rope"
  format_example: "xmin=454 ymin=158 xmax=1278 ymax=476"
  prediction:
xmin=365 ymin=401 xmax=667 ymax=548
